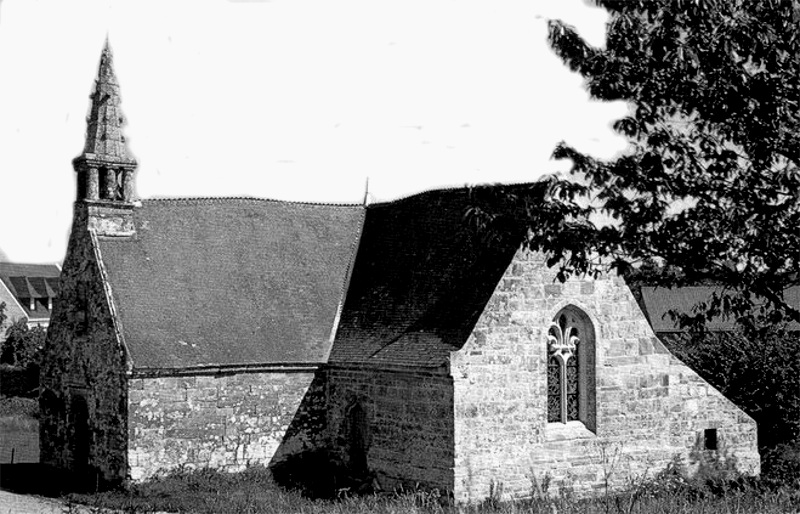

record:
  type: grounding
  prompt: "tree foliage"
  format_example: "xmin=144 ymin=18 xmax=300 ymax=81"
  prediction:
xmin=1 ymin=318 xmax=46 ymax=369
xmin=474 ymin=0 xmax=800 ymax=329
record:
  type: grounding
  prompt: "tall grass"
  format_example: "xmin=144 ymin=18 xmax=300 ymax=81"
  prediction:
xmin=68 ymin=462 xmax=800 ymax=514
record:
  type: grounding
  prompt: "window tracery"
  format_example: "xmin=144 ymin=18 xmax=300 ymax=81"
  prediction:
xmin=546 ymin=307 xmax=595 ymax=430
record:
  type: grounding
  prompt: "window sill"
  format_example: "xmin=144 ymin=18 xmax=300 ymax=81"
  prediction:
xmin=544 ymin=421 xmax=596 ymax=442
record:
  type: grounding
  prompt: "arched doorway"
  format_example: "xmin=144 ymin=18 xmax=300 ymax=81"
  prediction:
xmin=70 ymin=396 xmax=90 ymax=475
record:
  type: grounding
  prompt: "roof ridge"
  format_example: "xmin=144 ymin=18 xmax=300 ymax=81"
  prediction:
xmin=141 ymin=196 xmax=364 ymax=208
xmin=366 ymin=179 xmax=542 ymax=206
xmin=137 ymin=180 xmax=543 ymax=209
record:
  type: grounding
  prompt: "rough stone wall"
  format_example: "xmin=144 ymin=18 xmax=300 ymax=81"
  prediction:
xmin=327 ymin=364 xmax=455 ymax=492
xmin=39 ymin=204 xmax=129 ymax=484
xmin=451 ymin=248 xmax=760 ymax=503
xmin=127 ymin=370 xmax=325 ymax=480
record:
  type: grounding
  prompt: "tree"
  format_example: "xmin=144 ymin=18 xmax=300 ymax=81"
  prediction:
xmin=474 ymin=1 xmax=800 ymax=329
xmin=1 ymin=319 xmax=46 ymax=369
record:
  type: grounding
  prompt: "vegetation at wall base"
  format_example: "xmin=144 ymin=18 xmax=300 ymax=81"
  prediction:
xmin=64 ymin=462 xmax=800 ymax=514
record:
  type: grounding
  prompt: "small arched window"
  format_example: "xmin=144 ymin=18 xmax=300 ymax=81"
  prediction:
xmin=346 ymin=400 xmax=370 ymax=475
xmin=547 ymin=307 xmax=596 ymax=430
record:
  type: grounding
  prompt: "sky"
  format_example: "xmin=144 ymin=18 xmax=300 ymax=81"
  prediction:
xmin=0 ymin=0 xmax=628 ymax=263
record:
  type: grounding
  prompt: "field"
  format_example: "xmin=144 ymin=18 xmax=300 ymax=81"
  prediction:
xmin=0 ymin=396 xmax=39 ymax=464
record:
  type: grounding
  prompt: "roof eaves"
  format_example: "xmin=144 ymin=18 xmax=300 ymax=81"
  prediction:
xmin=129 ymin=362 xmax=324 ymax=378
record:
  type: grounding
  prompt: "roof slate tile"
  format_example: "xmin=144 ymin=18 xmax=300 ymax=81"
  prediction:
xmin=97 ymin=198 xmax=364 ymax=368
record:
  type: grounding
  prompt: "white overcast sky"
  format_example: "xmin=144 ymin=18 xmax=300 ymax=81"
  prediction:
xmin=0 ymin=0 xmax=628 ymax=263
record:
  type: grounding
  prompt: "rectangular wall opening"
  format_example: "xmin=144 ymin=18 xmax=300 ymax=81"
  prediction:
xmin=704 ymin=428 xmax=718 ymax=450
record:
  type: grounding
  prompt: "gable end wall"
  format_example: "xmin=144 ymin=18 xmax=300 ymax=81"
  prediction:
xmin=451 ymin=248 xmax=759 ymax=503
xmin=39 ymin=206 xmax=130 ymax=485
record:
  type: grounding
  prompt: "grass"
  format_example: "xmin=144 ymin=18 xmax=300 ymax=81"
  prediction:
xmin=0 ymin=415 xmax=37 ymax=433
xmin=65 ymin=463 xmax=800 ymax=514
xmin=0 ymin=395 xmax=38 ymax=441
xmin=0 ymin=396 xmax=39 ymax=477
xmin=2 ymin=394 xmax=797 ymax=513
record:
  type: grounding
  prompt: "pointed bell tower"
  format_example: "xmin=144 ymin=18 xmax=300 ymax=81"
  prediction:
xmin=72 ymin=40 xmax=137 ymax=237
xmin=74 ymin=39 xmax=137 ymax=204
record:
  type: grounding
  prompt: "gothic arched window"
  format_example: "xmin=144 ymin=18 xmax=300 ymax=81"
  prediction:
xmin=546 ymin=307 xmax=596 ymax=430
xmin=346 ymin=400 xmax=370 ymax=476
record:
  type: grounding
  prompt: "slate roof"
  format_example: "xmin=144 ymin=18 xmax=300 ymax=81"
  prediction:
xmin=93 ymin=185 xmax=532 ymax=370
xmin=96 ymin=198 xmax=364 ymax=369
xmin=640 ymin=285 xmax=800 ymax=332
xmin=330 ymin=187 xmax=524 ymax=367
xmin=0 ymin=263 xmax=61 ymax=321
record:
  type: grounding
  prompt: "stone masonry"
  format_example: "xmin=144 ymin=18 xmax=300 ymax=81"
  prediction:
xmin=128 ymin=371 xmax=325 ymax=480
xmin=39 ymin=204 xmax=130 ymax=485
xmin=327 ymin=365 xmax=455 ymax=491
xmin=450 ymin=248 xmax=760 ymax=502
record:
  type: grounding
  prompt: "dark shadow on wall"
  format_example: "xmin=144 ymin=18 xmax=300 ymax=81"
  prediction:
xmin=268 ymin=371 xmax=383 ymax=499
xmin=267 ymin=370 xmax=345 ymax=498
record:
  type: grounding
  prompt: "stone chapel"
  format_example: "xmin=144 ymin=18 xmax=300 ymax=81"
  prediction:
xmin=40 ymin=43 xmax=760 ymax=502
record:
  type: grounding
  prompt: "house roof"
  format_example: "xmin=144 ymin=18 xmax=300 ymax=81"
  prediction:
xmin=331 ymin=187 xmax=524 ymax=367
xmin=639 ymin=285 xmax=800 ymax=332
xmin=96 ymin=198 xmax=364 ymax=369
xmin=0 ymin=262 xmax=61 ymax=321
xmin=94 ymin=185 xmax=533 ymax=370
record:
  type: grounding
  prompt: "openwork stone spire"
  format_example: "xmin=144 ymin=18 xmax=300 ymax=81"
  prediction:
xmin=73 ymin=39 xmax=137 ymax=203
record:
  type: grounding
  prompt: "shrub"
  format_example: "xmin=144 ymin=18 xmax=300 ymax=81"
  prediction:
xmin=762 ymin=441 xmax=800 ymax=488
xmin=0 ymin=364 xmax=39 ymax=397
xmin=1 ymin=319 xmax=46 ymax=370
xmin=0 ymin=395 xmax=39 ymax=418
